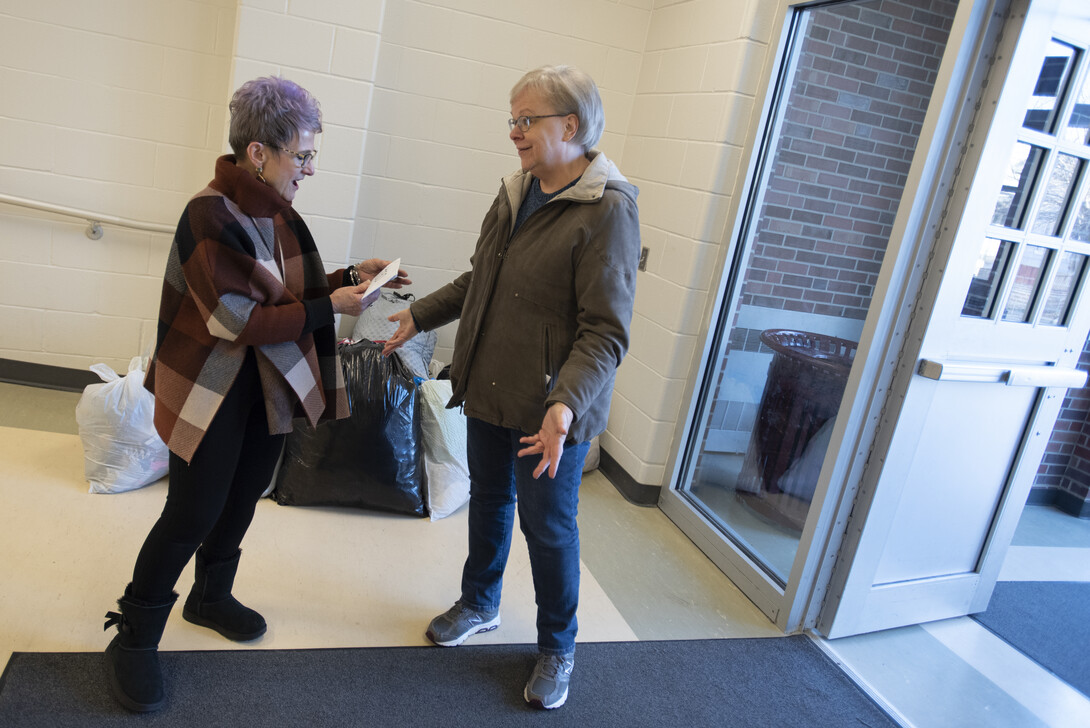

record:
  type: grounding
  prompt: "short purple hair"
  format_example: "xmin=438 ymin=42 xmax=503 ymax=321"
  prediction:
xmin=228 ymin=76 xmax=322 ymax=156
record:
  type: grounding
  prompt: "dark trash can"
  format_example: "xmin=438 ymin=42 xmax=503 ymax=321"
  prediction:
xmin=736 ymin=329 xmax=856 ymax=531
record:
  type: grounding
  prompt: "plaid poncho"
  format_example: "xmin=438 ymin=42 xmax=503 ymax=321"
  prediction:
xmin=145 ymin=155 xmax=349 ymax=463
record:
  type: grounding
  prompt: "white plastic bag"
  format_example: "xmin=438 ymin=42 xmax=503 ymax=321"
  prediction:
xmin=583 ymin=435 xmax=600 ymax=473
xmin=75 ymin=356 xmax=169 ymax=494
xmin=418 ymin=379 xmax=470 ymax=520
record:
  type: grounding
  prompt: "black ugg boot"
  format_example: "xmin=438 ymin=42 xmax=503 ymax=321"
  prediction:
xmin=104 ymin=585 xmax=177 ymax=713
xmin=182 ymin=548 xmax=267 ymax=641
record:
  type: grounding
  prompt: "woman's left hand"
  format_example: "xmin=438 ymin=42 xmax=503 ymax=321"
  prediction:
xmin=518 ymin=402 xmax=574 ymax=479
xmin=382 ymin=308 xmax=418 ymax=356
xmin=355 ymin=258 xmax=412 ymax=288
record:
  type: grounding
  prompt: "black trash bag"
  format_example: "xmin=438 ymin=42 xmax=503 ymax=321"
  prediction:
xmin=274 ymin=339 xmax=427 ymax=517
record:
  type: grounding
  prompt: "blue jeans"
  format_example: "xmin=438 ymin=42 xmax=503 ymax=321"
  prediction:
xmin=460 ymin=417 xmax=589 ymax=656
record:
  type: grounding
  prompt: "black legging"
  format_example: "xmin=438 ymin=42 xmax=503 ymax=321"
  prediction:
xmin=131 ymin=349 xmax=285 ymax=602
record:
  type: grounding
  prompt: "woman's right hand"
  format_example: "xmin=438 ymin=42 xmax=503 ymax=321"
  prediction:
xmin=330 ymin=283 xmax=375 ymax=316
xmin=382 ymin=308 xmax=418 ymax=356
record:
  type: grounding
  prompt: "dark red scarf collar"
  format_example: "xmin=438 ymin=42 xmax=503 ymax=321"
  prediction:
xmin=208 ymin=154 xmax=292 ymax=218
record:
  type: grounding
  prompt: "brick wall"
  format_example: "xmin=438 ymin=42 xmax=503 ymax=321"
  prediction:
xmin=1034 ymin=332 xmax=1090 ymax=515
xmin=739 ymin=0 xmax=955 ymax=319
xmin=698 ymin=0 xmax=956 ymax=460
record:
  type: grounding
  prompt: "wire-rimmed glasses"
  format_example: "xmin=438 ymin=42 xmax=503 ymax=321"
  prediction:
xmin=508 ymin=114 xmax=569 ymax=132
xmin=265 ymin=143 xmax=317 ymax=167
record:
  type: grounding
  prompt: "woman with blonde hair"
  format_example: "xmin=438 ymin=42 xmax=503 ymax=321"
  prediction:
xmin=384 ymin=65 xmax=640 ymax=710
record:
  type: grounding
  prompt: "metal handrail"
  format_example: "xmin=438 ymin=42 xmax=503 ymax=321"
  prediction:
xmin=0 ymin=192 xmax=174 ymax=239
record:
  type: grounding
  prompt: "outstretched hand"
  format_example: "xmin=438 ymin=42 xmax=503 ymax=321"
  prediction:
xmin=382 ymin=307 xmax=418 ymax=356
xmin=518 ymin=402 xmax=574 ymax=479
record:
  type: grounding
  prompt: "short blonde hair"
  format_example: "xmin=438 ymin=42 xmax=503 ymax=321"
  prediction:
xmin=510 ymin=65 xmax=604 ymax=152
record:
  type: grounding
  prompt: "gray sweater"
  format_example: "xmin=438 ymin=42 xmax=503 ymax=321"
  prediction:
xmin=411 ymin=151 xmax=641 ymax=444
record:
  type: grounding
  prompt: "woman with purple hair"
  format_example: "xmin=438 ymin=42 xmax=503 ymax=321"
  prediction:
xmin=102 ymin=76 xmax=408 ymax=712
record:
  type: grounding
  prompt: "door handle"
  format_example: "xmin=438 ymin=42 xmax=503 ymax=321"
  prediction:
xmin=917 ymin=359 xmax=1087 ymax=388
xmin=1006 ymin=365 xmax=1088 ymax=388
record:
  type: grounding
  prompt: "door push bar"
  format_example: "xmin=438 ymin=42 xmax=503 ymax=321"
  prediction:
xmin=917 ymin=359 xmax=1088 ymax=388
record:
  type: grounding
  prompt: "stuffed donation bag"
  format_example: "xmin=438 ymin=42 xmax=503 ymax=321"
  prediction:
xmin=274 ymin=339 xmax=426 ymax=517
xmin=418 ymin=379 xmax=470 ymax=520
xmin=76 ymin=356 xmax=169 ymax=494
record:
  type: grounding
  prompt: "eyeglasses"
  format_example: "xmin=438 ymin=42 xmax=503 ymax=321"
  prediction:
xmin=508 ymin=114 xmax=569 ymax=132
xmin=265 ymin=143 xmax=317 ymax=167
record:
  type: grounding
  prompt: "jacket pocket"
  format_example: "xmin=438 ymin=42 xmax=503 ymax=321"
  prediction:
xmin=542 ymin=323 xmax=556 ymax=395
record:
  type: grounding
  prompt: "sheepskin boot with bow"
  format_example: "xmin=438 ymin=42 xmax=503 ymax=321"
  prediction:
xmin=104 ymin=585 xmax=177 ymax=713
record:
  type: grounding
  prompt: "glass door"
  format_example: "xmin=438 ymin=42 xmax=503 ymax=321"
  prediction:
xmin=660 ymin=0 xmax=960 ymax=622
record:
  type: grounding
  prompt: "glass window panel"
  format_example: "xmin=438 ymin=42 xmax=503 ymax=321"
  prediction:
xmin=1061 ymin=69 xmax=1090 ymax=145
xmin=1039 ymin=252 xmax=1087 ymax=326
xmin=962 ymin=239 xmax=1015 ymax=318
xmin=1024 ymin=40 xmax=1078 ymax=133
xmin=1002 ymin=245 xmax=1053 ymax=323
xmin=1031 ymin=153 xmax=1082 ymax=236
xmin=1072 ymin=185 xmax=1090 ymax=242
xmin=992 ymin=143 xmax=1047 ymax=229
xmin=674 ymin=0 xmax=959 ymax=587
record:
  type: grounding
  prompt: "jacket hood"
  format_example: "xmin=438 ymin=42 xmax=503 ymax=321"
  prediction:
xmin=502 ymin=150 xmax=638 ymax=211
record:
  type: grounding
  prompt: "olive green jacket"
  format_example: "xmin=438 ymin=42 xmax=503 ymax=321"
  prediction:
xmin=411 ymin=151 xmax=640 ymax=443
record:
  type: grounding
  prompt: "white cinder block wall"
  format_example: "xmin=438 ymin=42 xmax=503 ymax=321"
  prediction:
xmin=0 ymin=0 xmax=238 ymax=370
xmin=607 ymin=0 xmax=779 ymax=484
xmin=230 ymin=0 xmax=384 ymax=280
xmin=350 ymin=0 xmax=651 ymax=355
xmin=0 ymin=0 xmax=782 ymax=488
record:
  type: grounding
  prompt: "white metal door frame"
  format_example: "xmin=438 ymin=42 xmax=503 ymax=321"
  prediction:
xmin=658 ymin=0 xmax=809 ymax=626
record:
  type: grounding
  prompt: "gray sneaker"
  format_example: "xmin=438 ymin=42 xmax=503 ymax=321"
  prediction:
xmin=425 ymin=601 xmax=500 ymax=647
xmin=524 ymin=652 xmax=574 ymax=709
